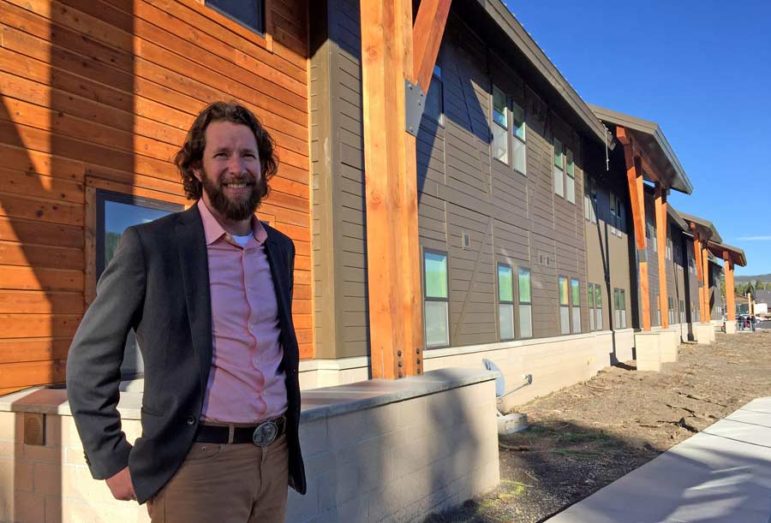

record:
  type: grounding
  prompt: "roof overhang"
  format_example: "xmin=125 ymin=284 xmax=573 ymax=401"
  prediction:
xmin=458 ymin=1 xmax=610 ymax=146
xmin=667 ymin=205 xmax=688 ymax=231
xmin=589 ymin=105 xmax=693 ymax=194
xmin=680 ymin=212 xmax=723 ymax=244
xmin=707 ymin=241 xmax=747 ymax=267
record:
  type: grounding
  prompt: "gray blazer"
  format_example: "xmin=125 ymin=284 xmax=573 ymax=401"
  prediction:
xmin=66 ymin=206 xmax=306 ymax=503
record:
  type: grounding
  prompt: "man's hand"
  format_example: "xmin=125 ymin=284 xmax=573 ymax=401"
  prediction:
xmin=106 ymin=466 xmax=136 ymax=501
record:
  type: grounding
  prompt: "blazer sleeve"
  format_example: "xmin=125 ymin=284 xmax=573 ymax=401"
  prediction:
xmin=66 ymin=226 xmax=147 ymax=480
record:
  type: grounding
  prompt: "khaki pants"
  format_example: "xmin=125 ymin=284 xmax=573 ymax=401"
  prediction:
xmin=148 ymin=434 xmax=289 ymax=523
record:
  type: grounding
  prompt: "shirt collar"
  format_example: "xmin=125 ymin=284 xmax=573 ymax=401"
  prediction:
xmin=197 ymin=199 xmax=268 ymax=246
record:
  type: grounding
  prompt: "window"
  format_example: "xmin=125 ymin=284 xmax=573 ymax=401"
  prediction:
xmin=565 ymin=148 xmax=575 ymax=203
xmin=559 ymin=276 xmax=570 ymax=334
xmin=518 ymin=267 xmax=532 ymax=338
xmin=571 ymin=278 xmax=581 ymax=333
xmin=97 ymin=191 xmax=180 ymax=281
xmin=498 ymin=264 xmax=515 ymax=340
xmin=666 ymin=238 xmax=673 ymax=260
xmin=614 ymin=288 xmax=627 ymax=329
xmin=584 ymin=181 xmax=597 ymax=223
xmin=206 ymin=0 xmax=265 ymax=33
xmin=609 ymin=193 xmax=625 ymax=234
xmin=594 ymin=283 xmax=603 ymax=330
xmin=680 ymin=300 xmax=685 ymax=322
xmin=492 ymin=86 xmax=508 ymax=163
xmin=588 ymin=283 xmax=602 ymax=331
xmin=655 ymin=294 xmax=661 ymax=326
xmin=512 ymin=101 xmax=526 ymax=174
xmin=553 ymin=138 xmax=564 ymax=197
xmin=96 ymin=190 xmax=181 ymax=379
xmin=425 ymin=65 xmax=444 ymax=124
xmin=424 ymin=251 xmax=449 ymax=348
xmin=668 ymin=296 xmax=676 ymax=325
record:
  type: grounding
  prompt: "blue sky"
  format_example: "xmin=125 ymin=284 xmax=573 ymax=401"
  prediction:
xmin=503 ymin=1 xmax=771 ymax=276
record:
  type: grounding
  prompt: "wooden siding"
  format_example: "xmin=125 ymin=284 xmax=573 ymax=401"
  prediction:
xmin=309 ymin=0 xmax=370 ymax=359
xmin=0 ymin=0 xmax=311 ymax=392
xmin=417 ymin=16 xmax=591 ymax=344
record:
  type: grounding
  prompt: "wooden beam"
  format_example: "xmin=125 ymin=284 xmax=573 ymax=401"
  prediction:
xmin=691 ymin=228 xmax=706 ymax=324
xmin=655 ymin=184 xmax=669 ymax=328
xmin=702 ymin=244 xmax=710 ymax=323
xmin=618 ymin=127 xmax=650 ymax=331
xmin=412 ymin=0 xmax=452 ymax=92
xmin=723 ymin=251 xmax=736 ymax=321
xmin=360 ymin=0 xmax=438 ymax=378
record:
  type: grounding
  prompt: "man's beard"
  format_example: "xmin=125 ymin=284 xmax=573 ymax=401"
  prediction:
xmin=200 ymin=169 xmax=265 ymax=222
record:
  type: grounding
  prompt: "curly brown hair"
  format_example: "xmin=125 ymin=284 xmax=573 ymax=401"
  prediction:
xmin=174 ymin=101 xmax=278 ymax=200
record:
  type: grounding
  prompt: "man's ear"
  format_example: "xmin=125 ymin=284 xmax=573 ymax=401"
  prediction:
xmin=192 ymin=164 xmax=203 ymax=183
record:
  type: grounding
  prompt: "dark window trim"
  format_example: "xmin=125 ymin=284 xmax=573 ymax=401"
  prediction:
xmin=95 ymin=190 xmax=181 ymax=278
xmin=205 ymin=0 xmax=267 ymax=36
xmin=422 ymin=247 xmax=450 ymax=349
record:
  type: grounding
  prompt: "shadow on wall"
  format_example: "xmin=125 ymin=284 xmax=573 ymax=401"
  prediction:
xmin=288 ymin=374 xmax=494 ymax=521
xmin=1 ymin=2 xmax=136 ymax=521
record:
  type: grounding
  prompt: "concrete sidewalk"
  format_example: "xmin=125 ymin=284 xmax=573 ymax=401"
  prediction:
xmin=547 ymin=397 xmax=771 ymax=523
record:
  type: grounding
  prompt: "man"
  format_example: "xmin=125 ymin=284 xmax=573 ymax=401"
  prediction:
xmin=66 ymin=101 xmax=306 ymax=522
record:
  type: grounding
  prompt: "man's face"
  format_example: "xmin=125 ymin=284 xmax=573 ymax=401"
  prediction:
xmin=194 ymin=120 xmax=264 ymax=222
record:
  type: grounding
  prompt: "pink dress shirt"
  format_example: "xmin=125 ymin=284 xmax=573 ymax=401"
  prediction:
xmin=197 ymin=200 xmax=288 ymax=423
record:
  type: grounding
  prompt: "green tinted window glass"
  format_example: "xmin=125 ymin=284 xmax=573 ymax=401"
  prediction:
xmin=424 ymin=252 xmax=448 ymax=298
xmin=588 ymin=286 xmax=595 ymax=308
xmin=512 ymin=102 xmax=525 ymax=140
xmin=571 ymin=278 xmax=580 ymax=305
xmin=559 ymin=276 xmax=568 ymax=305
xmin=566 ymin=148 xmax=575 ymax=177
xmin=553 ymin=138 xmax=563 ymax=168
xmin=498 ymin=265 xmax=513 ymax=302
xmin=595 ymin=285 xmax=602 ymax=308
xmin=518 ymin=268 xmax=531 ymax=303
xmin=493 ymin=87 xmax=507 ymax=128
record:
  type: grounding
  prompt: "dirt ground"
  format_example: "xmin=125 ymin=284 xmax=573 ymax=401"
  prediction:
xmin=426 ymin=331 xmax=771 ymax=523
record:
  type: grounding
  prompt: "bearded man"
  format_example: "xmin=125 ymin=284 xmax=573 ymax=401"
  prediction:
xmin=66 ymin=101 xmax=306 ymax=522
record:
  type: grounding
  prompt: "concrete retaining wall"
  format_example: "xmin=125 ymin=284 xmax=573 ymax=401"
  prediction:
xmin=0 ymin=370 xmax=498 ymax=523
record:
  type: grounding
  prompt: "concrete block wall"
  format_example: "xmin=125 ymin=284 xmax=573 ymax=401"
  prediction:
xmin=0 ymin=370 xmax=498 ymax=523
xmin=424 ymin=331 xmax=614 ymax=407
xmin=288 ymin=375 xmax=499 ymax=522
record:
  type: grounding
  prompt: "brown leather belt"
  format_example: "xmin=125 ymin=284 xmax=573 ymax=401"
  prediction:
xmin=195 ymin=416 xmax=286 ymax=447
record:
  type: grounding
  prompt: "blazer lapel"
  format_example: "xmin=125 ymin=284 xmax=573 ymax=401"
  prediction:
xmin=264 ymin=231 xmax=297 ymax=359
xmin=175 ymin=207 xmax=213 ymax=394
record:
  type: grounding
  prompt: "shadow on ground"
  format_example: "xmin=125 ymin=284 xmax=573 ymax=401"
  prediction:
xmin=423 ymin=420 xmax=660 ymax=523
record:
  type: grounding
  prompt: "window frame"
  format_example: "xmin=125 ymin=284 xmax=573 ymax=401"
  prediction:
xmin=423 ymin=248 xmax=450 ymax=349
xmin=565 ymin=148 xmax=576 ymax=204
xmin=205 ymin=0 xmax=267 ymax=35
xmin=95 ymin=190 xmax=182 ymax=279
xmin=570 ymin=277 xmax=581 ymax=333
xmin=424 ymin=64 xmax=445 ymax=125
xmin=497 ymin=263 xmax=515 ymax=341
xmin=558 ymin=275 xmax=570 ymax=334
xmin=518 ymin=267 xmax=533 ymax=338
xmin=511 ymin=100 xmax=527 ymax=175
xmin=491 ymin=85 xmax=509 ymax=165
xmin=553 ymin=138 xmax=565 ymax=197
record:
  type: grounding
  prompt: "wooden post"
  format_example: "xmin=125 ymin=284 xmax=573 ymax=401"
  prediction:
xmin=702 ymin=244 xmax=710 ymax=322
xmin=723 ymin=251 xmax=735 ymax=321
xmin=617 ymin=127 xmax=650 ymax=331
xmin=360 ymin=0 xmax=450 ymax=378
xmin=692 ymin=230 xmax=705 ymax=323
xmin=654 ymin=184 xmax=669 ymax=328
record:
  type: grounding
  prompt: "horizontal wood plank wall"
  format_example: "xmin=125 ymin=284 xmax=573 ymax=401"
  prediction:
xmin=0 ymin=0 xmax=311 ymax=393
xmin=416 ymin=16 xmax=591 ymax=345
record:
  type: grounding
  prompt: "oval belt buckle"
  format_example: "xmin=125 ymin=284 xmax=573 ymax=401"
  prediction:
xmin=252 ymin=421 xmax=278 ymax=447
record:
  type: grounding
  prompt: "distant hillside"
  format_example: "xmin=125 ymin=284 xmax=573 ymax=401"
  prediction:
xmin=735 ymin=274 xmax=771 ymax=283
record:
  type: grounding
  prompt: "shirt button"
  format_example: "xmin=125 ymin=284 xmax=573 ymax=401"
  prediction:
xmin=186 ymin=416 xmax=196 ymax=426
xmin=252 ymin=356 xmax=261 ymax=369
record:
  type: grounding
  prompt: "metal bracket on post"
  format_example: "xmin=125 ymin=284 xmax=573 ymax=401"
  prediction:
xmin=404 ymin=79 xmax=425 ymax=137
